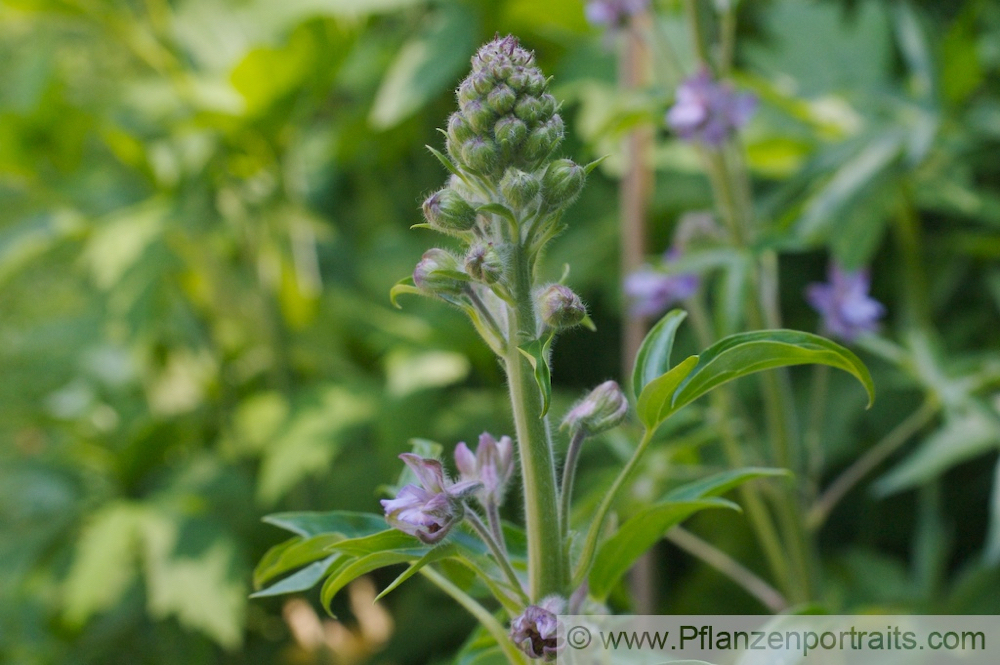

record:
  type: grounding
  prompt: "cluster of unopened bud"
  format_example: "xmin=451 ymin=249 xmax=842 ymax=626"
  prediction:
xmin=446 ymin=36 xmax=564 ymax=178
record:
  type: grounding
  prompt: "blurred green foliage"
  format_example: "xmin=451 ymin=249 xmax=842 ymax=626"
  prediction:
xmin=2 ymin=0 xmax=999 ymax=663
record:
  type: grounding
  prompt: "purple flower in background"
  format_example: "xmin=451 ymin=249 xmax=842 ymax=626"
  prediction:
xmin=381 ymin=453 xmax=481 ymax=544
xmin=806 ymin=263 xmax=886 ymax=342
xmin=585 ymin=0 xmax=649 ymax=30
xmin=454 ymin=432 xmax=515 ymax=506
xmin=624 ymin=248 xmax=700 ymax=317
xmin=510 ymin=596 xmax=565 ymax=660
xmin=667 ymin=69 xmax=757 ymax=147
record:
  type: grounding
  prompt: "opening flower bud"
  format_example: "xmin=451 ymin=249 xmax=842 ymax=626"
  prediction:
xmin=423 ymin=188 xmax=476 ymax=232
xmin=413 ymin=248 xmax=467 ymax=295
xmin=538 ymin=284 xmax=586 ymax=330
xmin=561 ymin=380 xmax=628 ymax=437
xmin=510 ymin=596 xmax=565 ymax=660
xmin=500 ymin=168 xmax=540 ymax=209
xmin=541 ymin=158 xmax=585 ymax=208
xmin=465 ymin=243 xmax=504 ymax=284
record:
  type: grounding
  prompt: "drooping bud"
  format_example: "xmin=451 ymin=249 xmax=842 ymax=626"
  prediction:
xmin=380 ymin=453 xmax=482 ymax=545
xmin=454 ymin=432 xmax=515 ymax=506
xmin=538 ymin=284 xmax=586 ymax=330
xmin=423 ymin=188 xmax=477 ymax=232
xmin=500 ymin=168 xmax=541 ymax=209
xmin=541 ymin=158 xmax=585 ymax=209
xmin=509 ymin=596 xmax=565 ymax=660
xmin=465 ymin=243 xmax=504 ymax=284
xmin=413 ymin=248 xmax=467 ymax=295
xmin=561 ymin=380 xmax=628 ymax=437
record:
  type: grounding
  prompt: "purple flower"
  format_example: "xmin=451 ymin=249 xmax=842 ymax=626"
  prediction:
xmin=585 ymin=0 xmax=649 ymax=30
xmin=454 ymin=432 xmax=515 ymax=506
xmin=666 ymin=69 xmax=757 ymax=147
xmin=380 ymin=453 xmax=481 ymax=544
xmin=509 ymin=596 xmax=565 ymax=660
xmin=806 ymin=263 xmax=886 ymax=342
xmin=624 ymin=248 xmax=699 ymax=317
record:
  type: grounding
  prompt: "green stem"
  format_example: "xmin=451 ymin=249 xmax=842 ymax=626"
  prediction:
xmin=504 ymin=244 xmax=563 ymax=601
xmin=466 ymin=512 xmax=528 ymax=604
xmin=560 ymin=431 xmax=588 ymax=540
xmin=487 ymin=501 xmax=508 ymax=556
xmin=573 ymin=428 xmax=655 ymax=586
xmin=421 ymin=567 xmax=527 ymax=665
xmin=808 ymin=401 xmax=938 ymax=530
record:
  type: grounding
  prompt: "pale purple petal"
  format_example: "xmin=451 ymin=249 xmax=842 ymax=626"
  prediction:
xmin=806 ymin=263 xmax=886 ymax=342
xmin=398 ymin=453 xmax=447 ymax=493
xmin=454 ymin=442 xmax=477 ymax=480
xmin=667 ymin=69 xmax=756 ymax=147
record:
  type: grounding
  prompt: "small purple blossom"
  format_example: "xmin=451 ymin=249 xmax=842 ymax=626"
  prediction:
xmin=806 ymin=263 xmax=886 ymax=342
xmin=667 ymin=69 xmax=757 ymax=147
xmin=509 ymin=596 xmax=565 ymax=660
xmin=454 ymin=432 xmax=515 ymax=506
xmin=585 ymin=0 xmax=649 ymax=30
xmin=380 ymin=453 xmax=481 ymax=544
xmin=624 ymin=248 xmax=699 ymax=317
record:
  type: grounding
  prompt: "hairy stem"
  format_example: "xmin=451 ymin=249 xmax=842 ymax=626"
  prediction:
xmin=466 ymin=511 xmax=527 ymax=603
xmin=504 ymin=244 xmax=564 ymax=600
xmin=422 ymin=567 xmax=527 ymax=665
xmin=560 ymin=430 xmax=588 ymax=540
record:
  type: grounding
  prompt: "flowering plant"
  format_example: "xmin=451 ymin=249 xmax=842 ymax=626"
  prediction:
xmin=252 ymin=35 xmax=874 ymax=662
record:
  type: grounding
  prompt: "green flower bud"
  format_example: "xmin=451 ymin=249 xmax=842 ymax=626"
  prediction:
xmin=539 ymin=93 xmax=558 ymax=117
xmin=413 ymin=249 xmax=466 ymax=295
xmin=523 ymin=115 xmax=565 ymax=163
xmin=423 ymin=188 xmax=476 ymax=232
xmin=538 ymin=284 xmax=586 ymax=329
xmin=461 ymin=137 xmax=499 ymax=175
xmin=465 ymin=243 xmax=504 ymax=284
xmin=541 ymin=158 xmax=585 ymax=208
xmin=526 ymin=71 xmax=547 ymax=97
xmin=514 ymin=96 xmax=545 ymax=124
xmin=470 ymin=70 xmax=494 ymax=95
xmin=494 ymin=116 xmax=528 ymax=162
xmin=561 ymin=381 xmax=628 ymax=436
xmin=487 ymin=84 xmax=517 ymax=115
xmin=462 ymin=99 xmax=496 ymax=135
xmin=500 ymin=168 xmax=540 ymax=209
xmin=447 ymin=112 xmax=474 ymax=146
xmin=457 ymin=78 xmax=478 ymax=106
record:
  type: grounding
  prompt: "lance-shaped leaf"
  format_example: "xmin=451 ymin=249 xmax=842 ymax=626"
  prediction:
xmin=588 ymin=498 xmax=739 ymax=600
xmin=664 ymin=467 xmax=792 ymax=502
xmin=517 ymin=334 xmax=555 ymax=417
xmin=631 ymin=309 xmax=688 ymax=399
xmin=637 ymin=330 xmax=874 ymax=432
xmin=251 ymin=555 xmax=341 ymax=599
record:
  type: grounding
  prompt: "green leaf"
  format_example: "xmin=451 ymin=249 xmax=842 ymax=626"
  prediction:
xmin=262 ymin=511 xmax=388 ymax=539
xmin=326 ymin=529 xmax=420 ymax=557
xmin=669 ymin=330 xmax=875 ymax=420
xmin=390 ymin=276 xmax=422 ymax=308
xmin=517 ymin=334 xmax=555 ymax=417
xmin=369 ymin=5 xmax=477 ymax=129
xmin=631 ymin=309 xmax=688 ymax=399
xmin=636 ymin=356 xmax=700 ymax=429
xmin=253 ymin=534 xmax=343 ymax=588
xmin=320 ymin=550 xmax=421 ymax=613
xmin=664 ymin=467 xmax=791 ymax=502
xmin=374 ymin=544 xmax=458 ymax=601
xmin=63 ymin=502 xmax=142 ymax=626
xmin=588 ymin=499 xmax=739 ymax=600
xmin=875 ymin=408 xmax=1000 ymax=496
xmin=250 ymin=554 xmax=341 ymax=599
